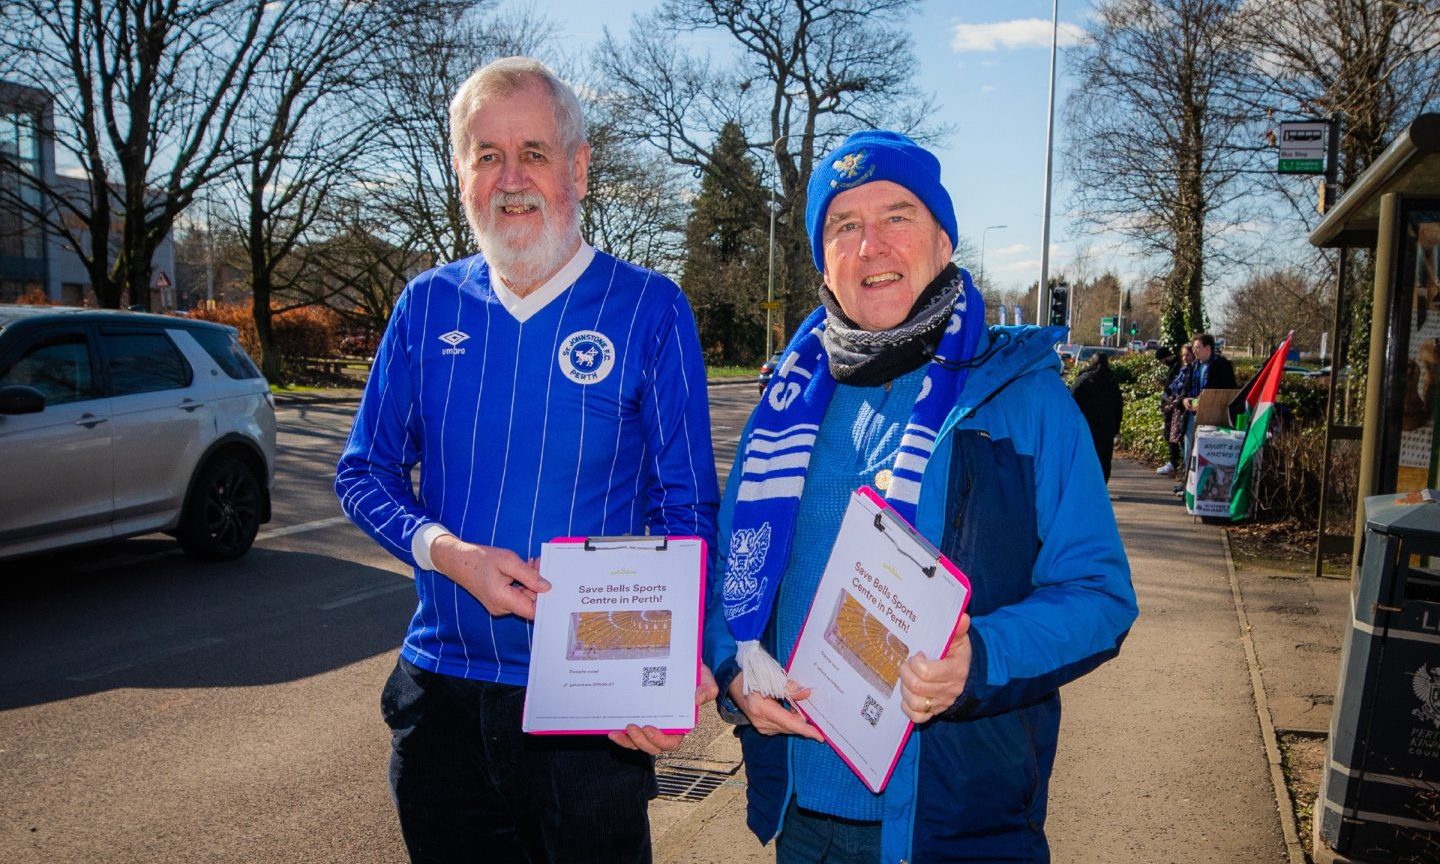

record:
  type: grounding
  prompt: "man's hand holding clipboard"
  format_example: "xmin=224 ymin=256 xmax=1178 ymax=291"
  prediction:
xmin=898 ymin=612 xmax=972 ymax=724
xmin=783 ymin=487 xmax=972 ymax=793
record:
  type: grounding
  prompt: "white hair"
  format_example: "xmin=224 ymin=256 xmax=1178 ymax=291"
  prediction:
xmin=449 ymin=57 xmax=586 ymax=163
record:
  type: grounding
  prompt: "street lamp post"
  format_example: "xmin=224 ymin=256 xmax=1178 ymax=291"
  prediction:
xmin=979 ymin=224 xmax=1007 ymax=289
xmin=1035 ymin=0 xmax=1060 ymax=324
xmin=765 ymin=135 xmax=791 ymax=359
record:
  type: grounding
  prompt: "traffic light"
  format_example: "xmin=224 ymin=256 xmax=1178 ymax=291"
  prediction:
xmin=1130 ymin=322 xmax=1139 ymax=336
xmin=1048 ymin=286 xmax=1069 ymax=328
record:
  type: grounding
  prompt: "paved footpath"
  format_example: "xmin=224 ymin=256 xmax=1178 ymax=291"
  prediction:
xmin=654 ymin=458 xmax=1290 ymax=862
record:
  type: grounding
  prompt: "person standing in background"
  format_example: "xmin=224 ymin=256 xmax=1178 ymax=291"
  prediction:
xmin=1176 ymin=333 xmax=1236 ymax=497
xmin=1072 ymin=352 xmax=1124 ymax=482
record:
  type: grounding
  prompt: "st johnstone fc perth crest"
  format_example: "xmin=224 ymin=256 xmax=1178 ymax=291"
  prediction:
xmin=558 ymin=330 xmax=615 ymax=385
xmin=723 ymin=523 xmax=771 ymax=620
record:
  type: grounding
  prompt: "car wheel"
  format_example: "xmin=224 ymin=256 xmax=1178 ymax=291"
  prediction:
xmin=178 ymin=453 xmax=262 ymax=560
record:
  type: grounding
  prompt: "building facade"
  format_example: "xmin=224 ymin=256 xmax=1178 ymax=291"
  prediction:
xmin=0 ymin=80 xmax=174 ymax=307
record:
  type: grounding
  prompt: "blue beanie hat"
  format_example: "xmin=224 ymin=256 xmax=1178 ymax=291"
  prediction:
xmin=804 ymin=130 xmax=958 ymax=272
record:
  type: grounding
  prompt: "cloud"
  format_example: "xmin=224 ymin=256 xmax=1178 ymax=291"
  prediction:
xmin=980 ymin=84 xmax=997 ymax=95
xmin=998 ymin=259 xmax=1041 ymax=273
xmin=950 ymin=19 xmax=1086 ymax=53
xmin=991 ymin=243 xmax=1028 ymax=256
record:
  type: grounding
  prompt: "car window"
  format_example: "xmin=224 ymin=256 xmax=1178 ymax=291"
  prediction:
xmin=189 ymin=328 xmax=262 ymax=380
xmin=0 ymin=330 xmax=97 ymax=406
xmin=101 ymin=330 xmax=191 ymax=396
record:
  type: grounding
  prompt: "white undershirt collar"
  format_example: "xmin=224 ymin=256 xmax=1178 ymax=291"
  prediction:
xmin=490 ymin=242 xmax=595 ymax=323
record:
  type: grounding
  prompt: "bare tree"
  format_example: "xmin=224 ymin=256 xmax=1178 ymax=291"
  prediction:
xmin=1222 ymin=268 xmax=1330 ymax=357
xmin=1239 ymin=0 xmax=1440 ymax=371
xmin=595 ymin=0 xmax=941 ymax=333
xmin=219 ymin=1 xmax=444 ymax=382
xmin=293 ymin=200 xmax=431 ymax=340
xmin=581 ymin=114 xmax=690 ymax=274
xmin=1066 ymin=0 xmax=1259 ymax=348
xmin=0 ymin=0 xmax=307 ymax=309
xmin=356 ymin=3 xmax=553 ymax=269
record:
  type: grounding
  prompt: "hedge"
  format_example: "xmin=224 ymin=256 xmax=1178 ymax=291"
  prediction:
xmin=188 ymin=302 xmax=342 ymax=380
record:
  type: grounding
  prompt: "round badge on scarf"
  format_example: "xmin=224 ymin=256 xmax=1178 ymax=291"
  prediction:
xmin=558 ymin=330 xmax=615 ymax=385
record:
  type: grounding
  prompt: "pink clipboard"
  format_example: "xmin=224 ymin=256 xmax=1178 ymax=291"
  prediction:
xmin=785 ymin=486 xmax=971 ymax=793
xmin=523 ymin=535 xmax=707 ymax=736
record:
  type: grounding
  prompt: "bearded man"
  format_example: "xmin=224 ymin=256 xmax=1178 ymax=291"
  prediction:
xmin=337 ymin=57 xmax=719 ymax=863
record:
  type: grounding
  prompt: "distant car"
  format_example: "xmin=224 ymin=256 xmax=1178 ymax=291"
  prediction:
xmin=1307 ymin=365 xmax=1348 ymax=382
xmin=1056 ymin=343 xmax=1079 ymax=365
xmin=1283 ymin=364 xmax=1312 ymax=376
xmin=1128 ymin=340 xmax=1146 ymax=353
xmin=0 ymin=305 xmax=276 ymax=562
xmin=1075 ymin=345 xmax=1125 ymax=364
xmin=757 ymin=351 xmax=784 ymax=395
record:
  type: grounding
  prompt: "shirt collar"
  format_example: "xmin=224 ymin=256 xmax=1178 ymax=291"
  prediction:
xmin=490 ymin=242 xmax=596 ymax=323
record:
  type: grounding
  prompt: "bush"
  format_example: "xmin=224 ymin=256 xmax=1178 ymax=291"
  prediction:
xmin=16 ymin=287 xmax=55 ymax=305
xmin=188 ymin=303 xmax=259 ymax=356
xmin=1119 ymin=391 xmax=1169 ymax=462
xmin=272 ymin=305 xmax=341 ymax=362
xmin=1250 ymin=426 xmax=1359 ymax=528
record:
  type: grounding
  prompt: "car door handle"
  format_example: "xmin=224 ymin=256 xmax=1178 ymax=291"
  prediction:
xmin=74 ymin=413 xmax=108 ymax=428
xmin=178 ymin=399 xmax=205 ymax=412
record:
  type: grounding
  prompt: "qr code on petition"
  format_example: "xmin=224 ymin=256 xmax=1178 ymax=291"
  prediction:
xmin=642 ymin=666 xmax=667 ymax=687
xmin=860 ymin=695 xmax=883 ymax=727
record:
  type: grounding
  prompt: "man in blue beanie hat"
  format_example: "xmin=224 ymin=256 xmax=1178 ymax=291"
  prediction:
xmin=702 ymin=130 xmax=1136 ymax=863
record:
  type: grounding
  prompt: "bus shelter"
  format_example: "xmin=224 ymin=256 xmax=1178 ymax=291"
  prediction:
xmin=1309 ymin=114 xmax=1440 ymax=575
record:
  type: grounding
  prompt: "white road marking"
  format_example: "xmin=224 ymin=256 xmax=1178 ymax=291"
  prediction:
xmin=255 ymin=515 xmax=352 ymax=542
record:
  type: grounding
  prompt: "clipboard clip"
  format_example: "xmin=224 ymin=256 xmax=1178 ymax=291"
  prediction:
xmin=872 ymin=512 xmax=938 ymax=578
xmin=583 ymin=534 xmax=669 ymax=552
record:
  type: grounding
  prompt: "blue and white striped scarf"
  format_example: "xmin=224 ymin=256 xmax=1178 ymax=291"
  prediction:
xmin=722 ymin=269 xmax=985 ymax=697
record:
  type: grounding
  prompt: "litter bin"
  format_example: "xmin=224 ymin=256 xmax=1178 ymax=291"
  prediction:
xmin=1315 ymin=491 xmax=1440 ymax=863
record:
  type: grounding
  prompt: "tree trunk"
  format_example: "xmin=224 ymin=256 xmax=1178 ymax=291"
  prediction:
xmin=248 ymin=200 xmax=283 ymax=383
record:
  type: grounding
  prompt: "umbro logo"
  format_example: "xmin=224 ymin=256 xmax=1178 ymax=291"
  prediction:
xmin=439 ymin=330 xmax=469 ymax=355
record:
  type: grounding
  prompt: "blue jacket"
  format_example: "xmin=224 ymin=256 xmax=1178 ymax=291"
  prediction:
xmin=703 ymin=324 xmax=1137 ymax=863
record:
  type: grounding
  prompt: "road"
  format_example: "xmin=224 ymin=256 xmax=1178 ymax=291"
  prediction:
xmin=0 ymin=382 xmax=759 ymax=864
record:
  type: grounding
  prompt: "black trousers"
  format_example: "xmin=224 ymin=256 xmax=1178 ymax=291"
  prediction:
xmin=380 ymin=657 xmax=656 ymax=863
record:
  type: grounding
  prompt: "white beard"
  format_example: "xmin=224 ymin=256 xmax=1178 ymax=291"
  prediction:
xmin=468 ymin=188 xmax=580 ymax=294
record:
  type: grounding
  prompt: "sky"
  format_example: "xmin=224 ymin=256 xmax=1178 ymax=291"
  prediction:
xmin=547 ymin=0 xmax=1111 ymax=298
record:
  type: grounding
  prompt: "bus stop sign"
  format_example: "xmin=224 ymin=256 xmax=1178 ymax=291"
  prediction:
xmin=1278 ymin=121 xmax=1329 ymax=174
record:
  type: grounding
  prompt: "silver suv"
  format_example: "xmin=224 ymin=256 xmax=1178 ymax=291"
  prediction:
xmin=0 ymin=306 xmax=276 ymax=561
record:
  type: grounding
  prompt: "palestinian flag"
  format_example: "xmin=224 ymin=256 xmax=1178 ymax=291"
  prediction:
xmin=1228 ymin=331 xmax=1294 ymax=521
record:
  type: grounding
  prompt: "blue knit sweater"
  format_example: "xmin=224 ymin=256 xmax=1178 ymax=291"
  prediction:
xmin=776 ymin=365 xmax=928 ymax=820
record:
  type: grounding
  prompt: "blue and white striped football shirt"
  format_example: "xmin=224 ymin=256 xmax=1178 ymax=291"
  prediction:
xmin=336 ymin=246 xmax=719 ymax=684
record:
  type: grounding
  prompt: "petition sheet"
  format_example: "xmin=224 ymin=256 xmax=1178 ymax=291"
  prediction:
xmin=788 ymin=488 xmax=970 ymax=792
xmin=523 ymin=537 xmax=705 ymax=735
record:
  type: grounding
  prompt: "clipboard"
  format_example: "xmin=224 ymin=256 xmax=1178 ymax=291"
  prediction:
xmin=785 ymin=487 xmax=971 ymax=792
xmin=522 ymin=534 xmax=706 ymax=735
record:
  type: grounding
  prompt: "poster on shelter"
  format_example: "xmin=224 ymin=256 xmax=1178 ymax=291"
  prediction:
xmin=1399 ymin=213 xmax=1440 ymax=492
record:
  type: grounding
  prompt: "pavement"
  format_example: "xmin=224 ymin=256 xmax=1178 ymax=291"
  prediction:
xmin=647 ymin=457 xmax=1352 ymax=863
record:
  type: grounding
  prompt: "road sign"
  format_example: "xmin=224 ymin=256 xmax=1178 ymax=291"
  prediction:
xmin=154 ymin=271 xmax=171 ymax=289
xmin=1278 ymin=121 xmax=1329 ymax=175
xmin=759 ymin=300 xmax=781 ymax=311
xmin=1101 ymin=315 xmax=1117 ymax=337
